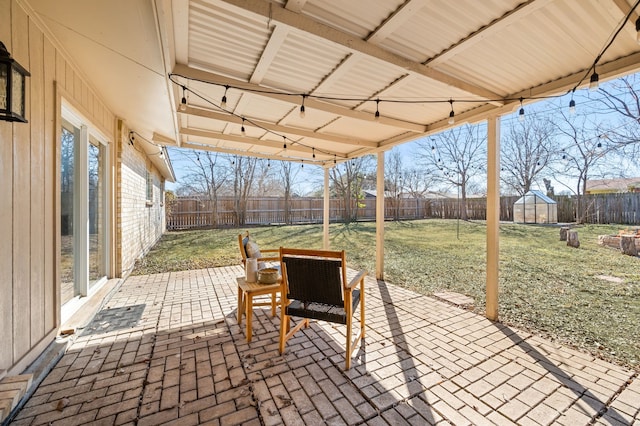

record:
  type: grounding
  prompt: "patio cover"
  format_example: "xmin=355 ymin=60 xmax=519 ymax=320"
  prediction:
xmin=24 ymin=0 xmax=640 ymax=319
xmin=25 ymin=0 xmax=640 ymax=163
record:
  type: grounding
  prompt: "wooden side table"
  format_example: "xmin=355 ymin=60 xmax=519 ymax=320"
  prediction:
xmin=236 ymin=276 xmax=281 ymax=342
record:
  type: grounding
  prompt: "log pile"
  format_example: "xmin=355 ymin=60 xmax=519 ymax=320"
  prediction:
xmin=598 ymin=230 xmax=640 ymax=257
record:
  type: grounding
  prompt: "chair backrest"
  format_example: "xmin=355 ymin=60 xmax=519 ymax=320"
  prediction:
xmin=238 ymin=231 xmax=250 ymax=264
xmin=280 ymin=248 xmax=346 ymax=306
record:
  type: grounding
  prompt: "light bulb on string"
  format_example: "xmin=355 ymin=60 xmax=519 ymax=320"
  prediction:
xmin=180 ymin=86 xmax=187 ymax=112
xmin=518 ymin=98 xmax=525 ymax=122
xmin=569 ymin=99 xmax=576 ymax=114
xmin=300 ymin=95 xmax=306 ymax=119
xmin=334 ymin=154 xmax=337 ymax=165
xmin=448 ymin=99 xmax=455 ymax=125
xmin=301 ymin=160 xmax=304 ymax=169
xmin=241 ymin=117 xmax=246 ymax=136
xmin=283 ymin=136 xmax=287 ymax=151
xmin=589 ymin=71 xmax=599 ymax=91
xmin=636 ymin=17 xmax=640 ymax=44
xmin=312 ymin=148 xmax=316 ymax=159
xmin=267 ymin=159 xmax=270 ymax=168
xmin=374 ymin=99 xmax=380 ymax=121
xmin=221 ymin=85 xmax=228 ymax=109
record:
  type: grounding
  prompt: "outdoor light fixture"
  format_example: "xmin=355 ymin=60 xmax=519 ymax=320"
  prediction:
xmin=589 ymin=71 xmax=599 ymax=91
xmin=448 ymin=99 xmax=455 ymax=125
xmin=179 ymin=86 xmax=187 ymax=111
xmin=374 ymin=99 xmax=380 ymax=121
xmin=518 ymin=98 xmax=525 ymax=122
xmin=299 ymin=95 xmax=306 ymax=118
xmin=0 ymin=41 xmax=31 ymax=123
xmin=636 ymin=17 xmax=640 ymax=44
xmin=569 ymin=99 xmax=576 ymax=114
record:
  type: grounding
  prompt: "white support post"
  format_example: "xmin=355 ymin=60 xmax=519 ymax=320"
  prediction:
xmin=323 ymin=167 xmax=330 ymax=250
xmin=486 ymin=116 xmax=500 ymax=321
xmin=376 ymin=152 xmax=385 ymax=280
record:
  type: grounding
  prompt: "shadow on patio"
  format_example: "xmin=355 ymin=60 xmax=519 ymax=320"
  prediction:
xmin=10 ymin=266 xmax=640 ymax=425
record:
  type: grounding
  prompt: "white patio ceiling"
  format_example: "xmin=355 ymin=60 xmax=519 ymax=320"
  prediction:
xmin=26 ymin=0 xmax=640 ymax=169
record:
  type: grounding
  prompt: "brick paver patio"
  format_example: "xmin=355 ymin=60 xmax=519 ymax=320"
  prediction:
xmin=10 ymin=266 xmax=640 ymax=425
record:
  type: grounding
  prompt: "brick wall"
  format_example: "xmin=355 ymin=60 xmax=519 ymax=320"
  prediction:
xmin=118 ymin=129 xmax=165 ymax=276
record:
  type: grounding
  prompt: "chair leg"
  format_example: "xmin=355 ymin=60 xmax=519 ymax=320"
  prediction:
xmin=279 ymin=312 xmax=288 ymax=354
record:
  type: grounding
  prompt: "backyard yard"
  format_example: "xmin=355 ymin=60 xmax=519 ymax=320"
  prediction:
xmin=132 ymin=219 xmax=640 ymax=370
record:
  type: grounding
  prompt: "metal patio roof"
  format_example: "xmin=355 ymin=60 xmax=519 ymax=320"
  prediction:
xmin=26 ymin=0 xmax=640 ymax=169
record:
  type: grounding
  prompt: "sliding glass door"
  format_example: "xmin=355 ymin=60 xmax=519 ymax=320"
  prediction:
xmin=60 ymin=108 xmax=109 ymax=309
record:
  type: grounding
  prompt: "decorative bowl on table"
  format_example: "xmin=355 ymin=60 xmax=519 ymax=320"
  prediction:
xmin=257 ymin=268 xmax=279 ymax=284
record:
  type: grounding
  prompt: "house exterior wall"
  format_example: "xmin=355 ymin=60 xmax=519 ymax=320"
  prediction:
xmin=0 ymin=0 xmax=166 ymax=375
xmin=116 ymin=124 xmax=165 ymax=276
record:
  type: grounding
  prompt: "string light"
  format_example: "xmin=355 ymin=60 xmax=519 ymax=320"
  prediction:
xmin=300 ymin=95 xmax=306 ymax=118
xmin=301 ymin=160 xmax=304 ymax=168
xmin=312 ymin=148 xmax=316 ymax=159
xmin=334 ymin=154 xmax=337 ymax=164
xmin=283 ymin=136 xmax=287 ymax=150
xmin=636 ymin=17 xmax=640 ymax=43
xmin=569 ymin=98 xmax=576 ymax=114
xmin=448 ymin=99 xmax=455 ymax=125
xmin=267 ymin=159 xmax=270 ymax=167
xmin=221 ymin=85 xmax=228 ymax=109
xmin=374 ymin=99 xmax=380 ymax=121
xmin=589 ymin=70 xmax=599 ymax=91
xmin=180 ymin=86 xmax=187 ymax=111
xmin=241 ymin=117 xmax=246 ymax=136
xmin=518 ymin=98 xmax=525 ymax=122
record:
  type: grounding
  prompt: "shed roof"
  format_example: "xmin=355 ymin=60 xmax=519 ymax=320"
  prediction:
xmin=26 ymin=0 xmax=640 ymax=166
xmin=514 ymin=190 xmax=557 ymax=205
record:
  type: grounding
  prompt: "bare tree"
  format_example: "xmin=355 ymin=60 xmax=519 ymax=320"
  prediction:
xmin=330 ymin=156 xmax=374 ymax=223
xmin=500 ymin=117 xmax=557 ymax=196
xmin=598 ymin=75 xmax=640 ymax=157
xmin=176 ymin=150 xmax=228 ymax=227
xmin=278 ymin=160 xmax=300 ymax=224
xmin=551 ymin=112 xmax=614 ymax=222
xmin=385 ymin=149 xmax=404 ymax=220
xmin=417 ymin=125 xmax=486 ymax=220
xmin=231 ymin=155 xmax=258 ymax=226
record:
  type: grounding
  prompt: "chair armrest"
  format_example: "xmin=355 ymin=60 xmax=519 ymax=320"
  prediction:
xmin=346 ymin=270 xmax=367 ymax=290
xmin=257 ymin=256 xmax=280 ymax=262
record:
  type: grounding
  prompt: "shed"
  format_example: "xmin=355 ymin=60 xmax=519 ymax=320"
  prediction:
xmin=513 ymin=190 xmax=558 ymax=224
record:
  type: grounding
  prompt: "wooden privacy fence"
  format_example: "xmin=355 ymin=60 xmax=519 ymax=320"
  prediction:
xmin=166 ymin=193 xmax=640 ymax=230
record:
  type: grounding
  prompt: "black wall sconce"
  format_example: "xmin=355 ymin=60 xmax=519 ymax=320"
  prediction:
xmin=0 ymin=41 xmax=31 ymax=123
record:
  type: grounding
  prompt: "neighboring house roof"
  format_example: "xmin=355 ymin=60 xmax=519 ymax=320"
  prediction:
xmin=586 ymin=178 xmax=640 ymax=194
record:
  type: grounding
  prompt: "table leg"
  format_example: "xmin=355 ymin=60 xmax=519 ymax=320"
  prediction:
xmin=237 ymin=286 xmax=244 ymax=325
xmin=247 ymin=295 xmax=253 ymax=342
xmin=271 ymin=292 xmax=277 ymax=317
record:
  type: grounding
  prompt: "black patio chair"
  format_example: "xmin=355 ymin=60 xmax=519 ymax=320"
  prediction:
xmin=279 ymin=247 xmax=366 ymax=369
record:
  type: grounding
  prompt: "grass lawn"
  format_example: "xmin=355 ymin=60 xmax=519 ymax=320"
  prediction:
xmin=132 ymin=220 xmax=640 ymax=369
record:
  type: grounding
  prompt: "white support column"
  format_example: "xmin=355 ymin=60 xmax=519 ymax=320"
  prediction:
xmin=376 ymin=152 xmax=385 ymax=280
xmin=323 ymin=167 xmax=330 ymax=249
xmin=486 ymin=116 xmax=500 ymax=321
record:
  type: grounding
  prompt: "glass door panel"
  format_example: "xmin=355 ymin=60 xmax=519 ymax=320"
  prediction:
xmin=88 ymin=140 xmax=106 ymax=287
xmin=60 ymin=123 xmax=78 ymax=305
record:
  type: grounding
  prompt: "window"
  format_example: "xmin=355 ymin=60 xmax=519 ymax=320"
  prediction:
xmin=146 ymin=170 xmax=153 ymax=204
